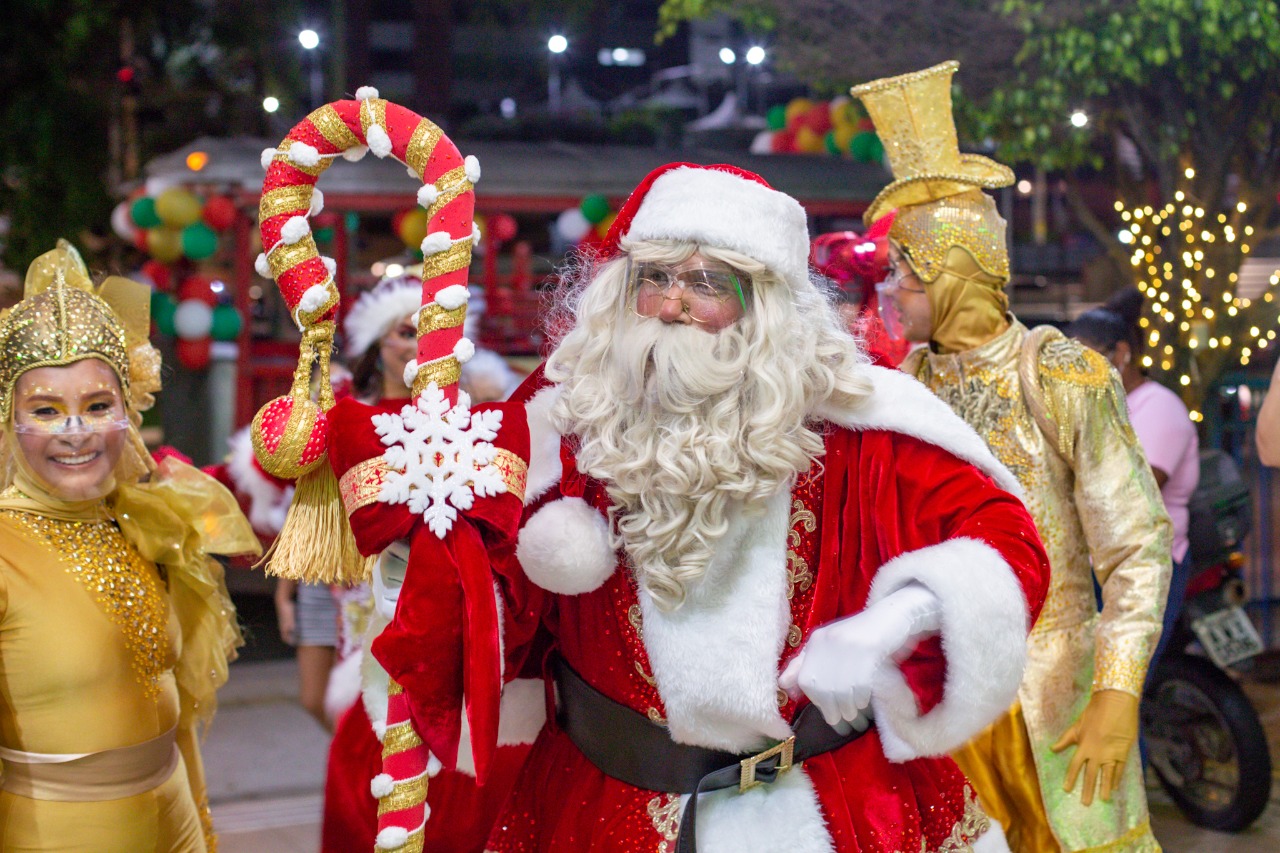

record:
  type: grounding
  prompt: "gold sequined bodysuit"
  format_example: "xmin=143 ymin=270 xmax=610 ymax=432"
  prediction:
xmin=904 ymin=320 xmax=1170 ymax=853
xmin=0 ymin=510 xmax=208 ymax=852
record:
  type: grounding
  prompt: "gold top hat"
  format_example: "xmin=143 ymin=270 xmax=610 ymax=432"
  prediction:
xmin=851 ymin=60 xmax=1014 ymax=226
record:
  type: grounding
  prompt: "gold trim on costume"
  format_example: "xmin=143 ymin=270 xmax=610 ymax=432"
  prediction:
xmin=647 ymin=794 xmax=682 ymax=853
xmin=411 ymin=357 xmax=462 ymax=397
xmin=340 ymin=457 xmax=392 ymax=517
xmin=376 ymin=775 xmax=430 ymax=816
xmin=267 ymin=239 xmax=316 ymax=278
xmin=417 ymin=304 xmax=467 ymax=337
xmin=420 ymin=239 xmax=473 ymax=282
xmin=490 ymin=448 xmax=527 ymax=503
xmin=381 ymin=721 xmax=424 ymax=755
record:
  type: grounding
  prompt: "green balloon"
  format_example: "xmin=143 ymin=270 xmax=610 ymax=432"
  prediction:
xmin=151 ymin=292 xmax=178 ymax=337
xmin=849 ymin=131 xmax=884 ymax=163
xmin=766 ymin=104 xmax=788 ymax=131
xmin=181 ymin=222 xmax=219 ymax=260
xmin=131 ymin=197 xmax=162 ymax=229
xmin=210 ymin=304 xmax=243 ymax=342
xmin=314 ymin=226 xmax=335 ymax=244
xmin=580 ymin=194 xmax=611 ymax=225
xmin=824 ymin=130 xmax=840 ymax=156
xmin=345 ymin=211 xmax=360 ymax=231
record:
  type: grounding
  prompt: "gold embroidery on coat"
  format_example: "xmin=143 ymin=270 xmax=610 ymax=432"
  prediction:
xmin=647 ymin=794 xmax=681 ymax=852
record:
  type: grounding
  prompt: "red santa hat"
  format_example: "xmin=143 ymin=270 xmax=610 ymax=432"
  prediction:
xmin=600 ymin=162 xmax=811 ymax=288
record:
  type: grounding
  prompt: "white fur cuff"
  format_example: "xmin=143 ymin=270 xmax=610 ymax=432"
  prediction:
xmin=516 ymin=496 xmax=615 ymax=594
xmin=866 ymin=537 xmax=1029 ymax=762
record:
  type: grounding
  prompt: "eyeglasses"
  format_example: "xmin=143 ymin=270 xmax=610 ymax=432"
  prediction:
xmin=628 ymin=260 xmax=750 ymax=324
xmin=13 ymin=414 xmax=131 ymax=436
xmin=877 ymin=260 xmax=925 ymax=296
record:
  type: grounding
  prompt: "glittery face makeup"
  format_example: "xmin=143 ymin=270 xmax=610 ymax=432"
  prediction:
xmin=13 ymin=360 xmax=128 ymax=502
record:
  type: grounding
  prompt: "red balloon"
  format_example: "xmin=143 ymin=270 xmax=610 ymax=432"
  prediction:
xmin=133 ymin=228 xmax=150 ymax=252
xmin=770 ymin=128 xmax=797 ymax=153
xmin=175 ymin=337 xmax=212 ymax=370
xmin=391 ymin=209 xmax=412 ymax=241
xmin=142 ymin=260 xmax=172 ymax=291
xmin=202 ymin=196 xmax=237 ymax=231
xmin=801 ymin=103 xmax=833 ymax=136
xmin=178 ymin=274 xmax=218 ymax=306
xmin=488 ymin=213 xmax=518 ymax=243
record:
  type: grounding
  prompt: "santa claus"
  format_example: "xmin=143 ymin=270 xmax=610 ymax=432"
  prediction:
xmin=360 ymin=162 xmax=1050 ymax=853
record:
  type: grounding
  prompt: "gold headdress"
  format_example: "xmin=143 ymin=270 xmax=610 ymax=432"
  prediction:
xmin=0 ymin=240 xmax=161 ymax=481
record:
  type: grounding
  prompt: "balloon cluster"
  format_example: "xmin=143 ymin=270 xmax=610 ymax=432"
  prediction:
xmin=113 ymin=187 xmax=236 ymax=262
xmin=147 ymin=274 xmax=244 ymax=371
xmin=555 ymin=194 xmax=616 ymax=250
xmin=753 ymin=96 xmax=884 ymax=162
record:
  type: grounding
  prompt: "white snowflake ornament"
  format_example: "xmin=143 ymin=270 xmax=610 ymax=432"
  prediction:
xmin=374 ymin=383 xmax=507 ymax=537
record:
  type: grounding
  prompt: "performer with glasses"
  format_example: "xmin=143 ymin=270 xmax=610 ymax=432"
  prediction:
xmin=853 ymin=62 xmax=1171 ymax=852
xmin=350 ymin=161 xmax=1051 ymax=852
xmin=0 ymin=242 xmax=257 ymax=851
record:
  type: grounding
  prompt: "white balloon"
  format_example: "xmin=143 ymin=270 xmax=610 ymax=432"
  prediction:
xmin=174 ymin=300 xmax=214 ymax=340
xmin=556 ymin=208 xmax=591 ymax=243
xmin=111 ymin=201 xmax=138 ymax=241
xmin=750 ymin=130 xmax=776 ymax=155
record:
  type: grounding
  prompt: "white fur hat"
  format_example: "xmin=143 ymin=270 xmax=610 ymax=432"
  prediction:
xmin=602 ymin=163 xmax=811 ymax=287
xmin=343 ymin=275 xmax=423 ymax=358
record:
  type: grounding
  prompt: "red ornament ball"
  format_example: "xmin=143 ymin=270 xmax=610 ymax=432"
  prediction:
xmin=202 ymin=196 xmax=238 ymax=231
xmin=488 ymin=213 xmax=518 ymax=243
xmin=178 ymin=274 xmax=218 ymax=306
xmin=250 ymin=395 xmax=329 ymax=479
xmin=175 ymin=337 xmax=212 ymax=371
xmin=142 ymin=260 xmax=172 ymax=291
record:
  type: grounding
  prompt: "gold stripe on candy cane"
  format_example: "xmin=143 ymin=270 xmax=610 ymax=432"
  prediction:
xmin=382 ymin=720 xmax=424 ymax=755
xmin=308 ymin=104 xmax=361 ymax=151
xmin=396 ymin=832 xmax=425 ymax=853
xmin=420 ymin=240 xmax=473 ymax=282
xmin=412 ymin=357 xmax=462 ymax=397
xmin=405 ymin=119 xmax=444 ymax=179
xmin=360 ymin=98 xmax=388 ymax=138
xmin=267 ymin=240 xmax=317 ymax=279
xmin=276 ymin=139 xmax=331 ymax=178
xmin=417 ymin=303 xmax=467 ymax=336
xmin=376 ymin=775 xmax=430 ymax=817
xmin=426 ymin=165 xmax=470 ymax=219
xmin=260 ymin=185 xmax=315 ymax=221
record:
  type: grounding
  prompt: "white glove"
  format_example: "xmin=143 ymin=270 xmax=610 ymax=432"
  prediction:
xmin=778 ymin=582 xmax=941 ymax=733
xmin=372 ymin=539 xmax=411 ymax=620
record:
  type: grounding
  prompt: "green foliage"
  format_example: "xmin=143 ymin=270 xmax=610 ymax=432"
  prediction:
xmin=656 ymin=0 xmax=777 ymax=42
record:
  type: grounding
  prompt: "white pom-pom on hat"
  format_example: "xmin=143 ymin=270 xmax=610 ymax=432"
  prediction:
xmin=299 ymin=284 xmax=333 ymax=314
xmin=426 ymin=754 xmax=443 ymax=777
xmin=288 ymin=142 xmax=321 ymax=167
xmin=517 ymin=497 xmax=615 ymax=594
xmin=254 ymin=253 xmax=271 ymax=278
xmin=402 ymin=359 xmax=419 ymax=388
xmin=464 ymin=155 xmax=481 ymax=183
xmin=417 ymin=184 xmax=440 ymax=208
xmin=370 ymin=774 xmax=395 ymax=798
xmin=375 ymin=827 xmax=409 ymax=850
xmin=367 ymin=124 xmax=393 ymax=158
xmin=420 ymin=232 xmax=452 ymax=256
xmin=355 ymin=86 xmax=380 ymax=101
xmin=342 ymin=145 xmax=369 ymax=162
xmin=310 ymin=188 xmax=325 ymax=216
xmin=260 ymin=148 xmax=277 ymax=170
xmin=321 ymin=256 xmax=337 ymax=275
xmin=434 ymin=285 xmax=470 ymax=311
xmin=280 ymin=216 xmax=311 ymax=245
xmin=453 ymin=338 xmax=475 ymax=364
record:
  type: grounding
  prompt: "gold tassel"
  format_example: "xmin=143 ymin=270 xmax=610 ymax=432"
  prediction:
xmin=259 ymin=462 xmax=372 ymax=584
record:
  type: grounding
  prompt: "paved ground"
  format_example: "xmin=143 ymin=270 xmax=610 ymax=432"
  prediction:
xmin=209 ymin=660 xmax=1280 ymax=853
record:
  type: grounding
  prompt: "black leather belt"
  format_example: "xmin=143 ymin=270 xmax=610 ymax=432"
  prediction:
xmin=553 ymin=655 xmax=871 ymax=853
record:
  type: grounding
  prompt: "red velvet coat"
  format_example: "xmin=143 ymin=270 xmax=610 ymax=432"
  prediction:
xmin=485 ymin=369 xmax=1049 ymax=853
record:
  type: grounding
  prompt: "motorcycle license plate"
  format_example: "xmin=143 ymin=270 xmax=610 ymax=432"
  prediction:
xmin=1191 ymin=606 xmax=1265 ymax=668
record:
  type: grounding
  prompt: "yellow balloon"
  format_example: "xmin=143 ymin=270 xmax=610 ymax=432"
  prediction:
xmin=146 ymin=227 xmax=184 ymax=263
xmin=473 ymin=214 xmax=488 ymax=244
xmin=155 ymin=187 xmax=203 ymax=228
xmin=399 ymin=208 xmax=430 ymax=248
xmin=785 ymin=98 xmax=813 ymax=128
xmin=834 ymin=123 xmax=858 ymax=155
xmin=828 ymin=96 xmax=853 ymax=126
xmin=795 ymin=126 xmax=825 ymax=154
xmin=594 ymin=211 xmax=617 ymax=239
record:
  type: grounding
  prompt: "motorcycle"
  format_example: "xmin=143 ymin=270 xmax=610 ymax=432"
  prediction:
xmin=1141 ymin=449 xmax=1272 ymax=832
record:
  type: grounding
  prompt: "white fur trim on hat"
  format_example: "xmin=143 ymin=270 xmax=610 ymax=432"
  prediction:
xmin=625 ymin=166 xmax=810 ymax=287
xmin=344 ymin=278 xmax=423 ymax=358
xmin=516 ymin=496 xmax=615 ymax=594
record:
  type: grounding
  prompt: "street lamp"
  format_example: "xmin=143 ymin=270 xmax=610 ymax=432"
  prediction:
xmin=719 ymin=47 xmax=737 ymax=65
xmin=1069 ymin=109 xmax=1089 ymax=128
xmin=745 ymin=46 xmax=766 ymax=65
xmin=263 ymin=96 xmax=280 ymax=113
xmin=299 ymin=28 xmax=322 ymax=108
xmin=547 ymin=35 xmax=568 ymax=113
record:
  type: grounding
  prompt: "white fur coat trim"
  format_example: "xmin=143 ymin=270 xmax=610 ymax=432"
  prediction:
xmin=866 ymin=537 xmax=1029 ymax=763
xmin=451 ymin=678 xmax=546 ymax=777
xmin=687 ymin=763 xmax=834 ymax=853
xmin=523 ymin=385 xmax=563 ymax=505
xmin=813 ymin=364 xmax=1023 ymax=498
xmin=225 ymin=427 xmax=292 ymax=535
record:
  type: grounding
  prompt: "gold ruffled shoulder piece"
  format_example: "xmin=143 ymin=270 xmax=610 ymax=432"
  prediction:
xmin=1037 ymin=333 xmax=1113 ymax=391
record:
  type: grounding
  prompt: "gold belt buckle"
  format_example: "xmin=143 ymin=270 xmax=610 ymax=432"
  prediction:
xmin=739 ymin=735 xmax=795 ymax=792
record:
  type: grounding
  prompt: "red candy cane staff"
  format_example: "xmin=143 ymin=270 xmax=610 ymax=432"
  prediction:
xmin=251 ymin=88 xmax=501 ymax=853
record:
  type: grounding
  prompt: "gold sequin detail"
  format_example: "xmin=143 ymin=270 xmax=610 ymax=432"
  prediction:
xmin=1093 ymin=636 xmax=1151 ymax=697
xmin=646 ymin=707 xmax=667 ymax=725
xmin=426 ymin=165 xmax=471 ymax=220
xmin=420 ymin=239 xmax=473 ymax=282
xmin=627 ymin=604 xmax=643 ymax=634
xmin=377 ymin=773 xmax=430 ymax=816
xmin=274 ymin=139 xmax=331 ymax=178
xmin=411 ymin=356 xmax=462 ymax=396
xmin=490 ymin=449 xmax=527 ymax=504
xmin=259 ymin=185 xmax=315 ymax=221
xmin=381 ymin=720 xmax=424 ymax=755
xmin=925 ymin=785 xmax=991 ymax=853
xmin=405 ymin=119 xmax=444 ymax=178
xmin=787 ymin=624 xmax=803 ymax=648
xmin=647 ymin=794 xmax=681 ymax=853
xmin=3 ymin=511 xmax=168 ymax=699
xmin=417 ymin=303 xmax=467 ymax=336
xmin=266 ymin=239 xmax=317 ymax=279
xmin=359 ymin=99 xmax=388 ymax=142
xmin=306 ymin=104 xmax=360 ymax=151
xmin=634 ymin=660 xmax=657 ymax=687
xmin=891 ymin=192 xmax=1009 ymax=284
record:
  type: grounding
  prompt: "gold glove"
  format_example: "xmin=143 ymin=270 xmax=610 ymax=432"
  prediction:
xmin=1050 ymin=688 xmax=1139 ymax=806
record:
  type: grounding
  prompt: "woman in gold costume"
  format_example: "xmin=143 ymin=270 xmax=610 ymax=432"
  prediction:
xmin=0 ymin=242 xmax=258 ymax=851
xmin=852 ymin=63 xmax=1172 ymax=852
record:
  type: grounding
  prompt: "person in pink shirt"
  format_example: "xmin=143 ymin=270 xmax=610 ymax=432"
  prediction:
xmin=1069 ymin=289 xmax=1200 ymax=662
